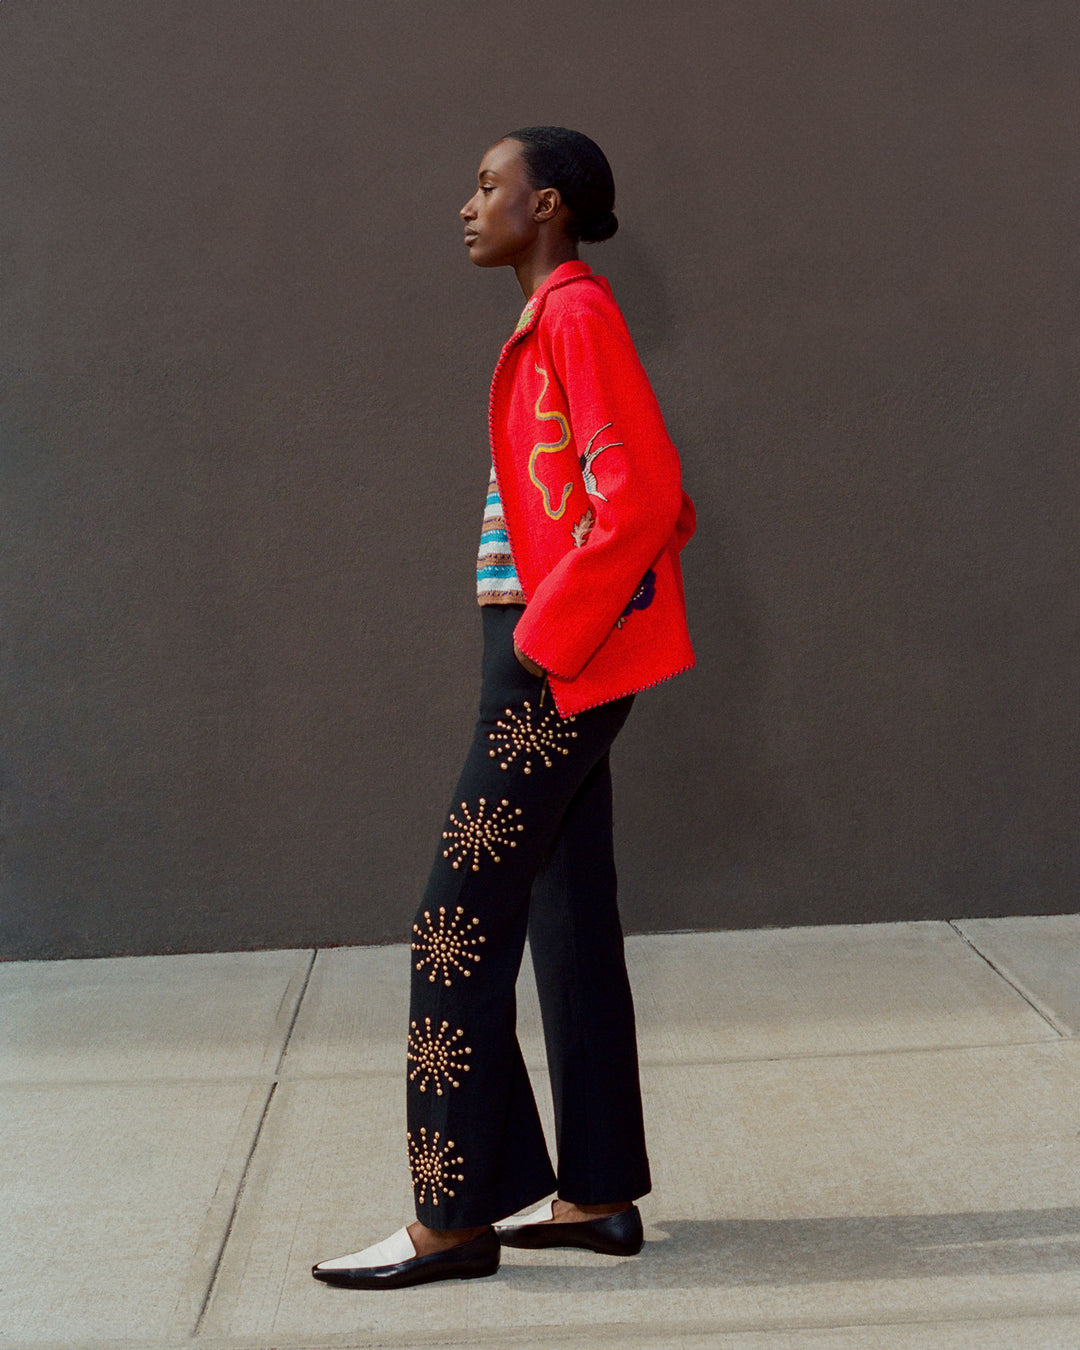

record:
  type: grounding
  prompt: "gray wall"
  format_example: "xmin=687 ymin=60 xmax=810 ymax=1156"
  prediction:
xmin=2 ymin=1 xmax=1077 ymax=959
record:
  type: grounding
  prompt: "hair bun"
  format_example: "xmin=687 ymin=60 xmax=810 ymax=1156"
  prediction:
xmin=505 ymin=128 xmax=618 ymax=244
xmin=582 ymin=210 xmax=618 ymax=243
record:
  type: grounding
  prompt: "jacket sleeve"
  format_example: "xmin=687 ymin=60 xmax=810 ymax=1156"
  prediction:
xmin=512 ymin=295 xmax=686 ymax=679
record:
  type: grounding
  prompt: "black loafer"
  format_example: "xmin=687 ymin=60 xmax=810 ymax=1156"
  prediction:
xmin=312 ymin=1225 xmax=499 ymax=1289
xmin=496 ymin=1201 xmax=644 ymax=1256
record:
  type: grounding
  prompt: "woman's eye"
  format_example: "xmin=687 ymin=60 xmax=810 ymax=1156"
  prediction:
xmin=481 ymin=185 xmax=495 ymax=194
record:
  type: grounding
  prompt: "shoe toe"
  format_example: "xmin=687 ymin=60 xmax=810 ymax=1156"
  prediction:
xmin=313 ymin=1227 xmax=500 ymax=1289
xmin=312 ymin=1226 xmax=416 ymax=1275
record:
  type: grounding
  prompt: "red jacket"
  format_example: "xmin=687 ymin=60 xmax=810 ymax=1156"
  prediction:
xmin=490 ymin=260 xmax=695 ymax=716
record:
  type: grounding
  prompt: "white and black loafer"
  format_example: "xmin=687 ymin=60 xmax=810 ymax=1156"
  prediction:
xmin=495 ymin=1198 xmax=559 ymax=1231
xmin=312 ymin=1225 xmax=499 ymax=1289
xmin=496 ymin=1201 xmax=644 ymax=1255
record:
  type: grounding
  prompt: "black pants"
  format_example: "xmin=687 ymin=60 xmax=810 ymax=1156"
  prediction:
xmin=406 ymin=604 xmax=651 ymax=1228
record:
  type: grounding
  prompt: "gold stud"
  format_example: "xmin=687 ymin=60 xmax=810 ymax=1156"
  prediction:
xmin=407 ymin=1019 xmax=472 ymax=1095
xmin=487 ymin=703 xmax=578 ymax=773
xmin=410 ymin=908 xmax=486 ymax=986
xmin=441 ymin=797 xmax=527 ymax=872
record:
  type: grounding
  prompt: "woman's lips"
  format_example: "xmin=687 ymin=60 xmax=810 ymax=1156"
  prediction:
xmin=464 ymin=231 xmax=478 ymax=245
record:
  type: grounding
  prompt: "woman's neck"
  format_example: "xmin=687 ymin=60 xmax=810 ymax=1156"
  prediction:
xmin=514 ymin=237 xmax=580 ymax=300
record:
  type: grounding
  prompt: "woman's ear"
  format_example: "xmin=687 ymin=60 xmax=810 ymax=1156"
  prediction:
xmin=533 ymin=187 xmax=562 ymax=223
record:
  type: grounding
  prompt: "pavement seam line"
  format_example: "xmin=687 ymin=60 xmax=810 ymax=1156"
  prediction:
xmin=192 ymin=1079 xmax=279 ymax=1337
xmin=948 ymin=920 xmax=1070 ymax=1036
xmin=266 ymin=1035 xmax=1064 ymax=1083
xmin=168 ymin=1305 xmax=1080 ymax=1349
xmin=274 ymin=948 xmax=318 ymax=1077
xmin=190 ymin=953 xmax=315 ymax=1335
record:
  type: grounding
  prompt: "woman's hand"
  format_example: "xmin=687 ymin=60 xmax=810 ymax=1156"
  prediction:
xmin=513 ymin=642 xmax=545 ymax=677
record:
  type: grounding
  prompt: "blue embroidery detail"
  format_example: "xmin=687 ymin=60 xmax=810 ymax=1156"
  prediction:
xmin=616 ymin=569 xmax=657 ymax=628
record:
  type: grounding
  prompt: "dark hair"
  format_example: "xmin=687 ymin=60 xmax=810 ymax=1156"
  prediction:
xmin=503 ymin=126 xmax=618 ymax=243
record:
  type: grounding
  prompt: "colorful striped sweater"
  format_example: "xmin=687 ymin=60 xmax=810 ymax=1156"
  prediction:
xmin=477 ymin=464 xmax=524 ymax=605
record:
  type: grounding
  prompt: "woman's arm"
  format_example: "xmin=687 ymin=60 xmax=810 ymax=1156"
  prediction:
xmin=513 ymin=296 xmax=685 ymax=679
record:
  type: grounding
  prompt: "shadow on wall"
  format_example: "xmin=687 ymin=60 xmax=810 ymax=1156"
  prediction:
xmin=591 ymin=228 xmax=801 ymax=932
xmin=614 ymin=500 xmax=797 ymax=935
xmin=601 ymin=226 xmax=676 ymax=358
xmin=4 ymin=0 xmax=1079 ymax=957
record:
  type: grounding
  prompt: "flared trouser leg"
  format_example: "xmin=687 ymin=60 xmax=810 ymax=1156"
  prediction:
xmin=405 ymin=605 xmax=647 ymax=1228
xmin=527 ymin=752 xmax=652 ymax=1204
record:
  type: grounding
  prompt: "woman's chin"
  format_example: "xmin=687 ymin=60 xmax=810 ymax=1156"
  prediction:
xmin=466 ymin=243 xmax=508 ymax=269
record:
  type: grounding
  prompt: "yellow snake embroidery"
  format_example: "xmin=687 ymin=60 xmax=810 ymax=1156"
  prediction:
xmin=528 ymin=364 xmax=573 ymax=519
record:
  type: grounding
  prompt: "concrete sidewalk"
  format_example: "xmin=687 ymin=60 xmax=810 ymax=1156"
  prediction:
xmin=2 ymin=917 xmax=1079 ymax=1350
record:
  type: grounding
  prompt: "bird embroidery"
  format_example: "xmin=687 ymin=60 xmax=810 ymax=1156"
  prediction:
xmin=571 ymin=507 xmax=595 ymax=547
xmin=579 ymin=422 xmax=623 ymax=501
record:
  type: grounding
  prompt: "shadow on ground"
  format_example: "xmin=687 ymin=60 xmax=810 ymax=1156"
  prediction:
xmin=496 ymin=1208 xmax=1080 ymax=1291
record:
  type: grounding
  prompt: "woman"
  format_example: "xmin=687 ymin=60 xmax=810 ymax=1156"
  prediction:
xmin=313 ymin=126 xmax=695 ymax=1290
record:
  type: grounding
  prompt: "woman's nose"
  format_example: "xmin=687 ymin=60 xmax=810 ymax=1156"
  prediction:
xmin=460 ymin=198 xmax=475 ymax=220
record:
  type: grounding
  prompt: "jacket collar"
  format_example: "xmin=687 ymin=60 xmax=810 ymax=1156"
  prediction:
xmin=507 ymin=260 xmax=597 ymax=344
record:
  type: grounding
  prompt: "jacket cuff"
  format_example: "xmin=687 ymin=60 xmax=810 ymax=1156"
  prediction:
xmin=512 ymin=608 xmax=591 ymax=681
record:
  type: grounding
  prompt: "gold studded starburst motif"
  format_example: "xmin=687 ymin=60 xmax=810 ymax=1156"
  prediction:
xmin=411 ymin=905 xmax=485 ymax=986
xmin=441 ymin=796 xmax=524 ymax=871
xmin=407 ymin=1017 xmax=472 ymax=1095
xmin=488 ymin=701 xmax=578 ymax=774
xmin=407 ymin=1126 xmax=465 ymax=1207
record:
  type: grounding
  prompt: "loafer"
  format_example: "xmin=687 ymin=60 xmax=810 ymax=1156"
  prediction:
xmin=496 ymin=1200 xmax=644 ymax=1255
xmin=311 ymin=1225 xmax=499 ymax=1289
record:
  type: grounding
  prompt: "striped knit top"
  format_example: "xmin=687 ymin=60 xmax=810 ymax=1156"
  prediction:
xmin=477 ymin=463 xmax=524 ymax=605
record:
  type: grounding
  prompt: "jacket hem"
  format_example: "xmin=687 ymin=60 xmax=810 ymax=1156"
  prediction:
xmin=548 ymin=658 xmax=696 ymax=718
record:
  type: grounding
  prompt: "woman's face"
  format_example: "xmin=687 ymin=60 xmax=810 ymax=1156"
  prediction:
xmin=460 ymin=139 xmax=541 ymax=268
